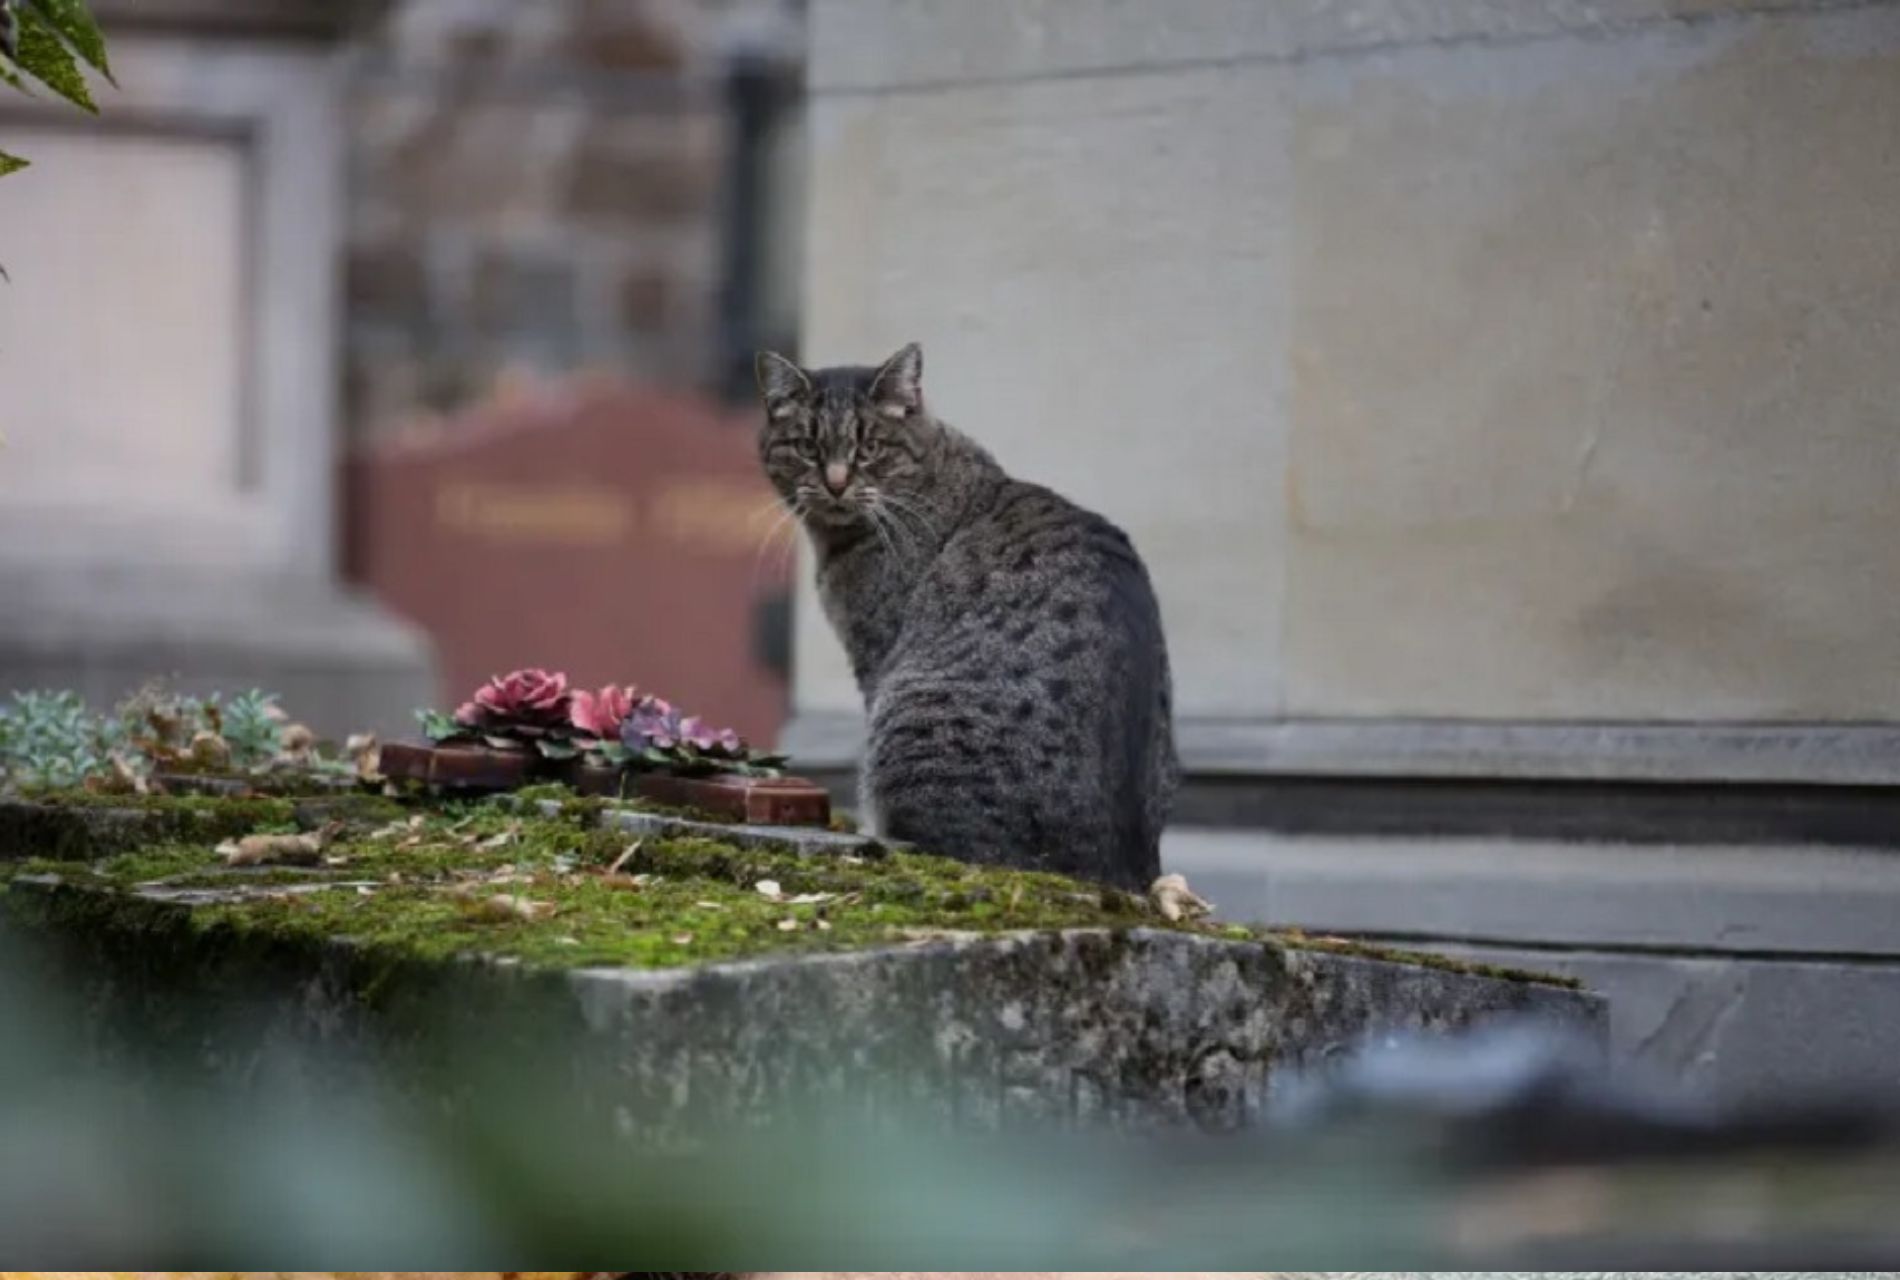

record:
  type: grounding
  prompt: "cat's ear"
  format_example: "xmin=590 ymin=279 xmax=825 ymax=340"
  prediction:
xmin=868 ymin=342 xmax=923 ymax=421
xmin=755 ymin=351 xmax=811 ymax=421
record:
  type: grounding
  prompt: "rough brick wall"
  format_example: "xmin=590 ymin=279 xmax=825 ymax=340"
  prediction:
xmin=342 ymin=0 xmax=803 ymax=440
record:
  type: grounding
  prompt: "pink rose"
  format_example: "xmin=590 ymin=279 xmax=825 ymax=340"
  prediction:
xmin=471 ymin=668 xmax=571 ymax=724
xmin=570 ymin=684 xmax=639 ymax=739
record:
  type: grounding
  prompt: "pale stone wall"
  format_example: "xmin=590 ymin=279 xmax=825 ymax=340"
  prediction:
xmin=0 ymin=32 xmax=347 ymax=577
xmin=795 ymin=0 xmax=1900 ymax=736
xmin=0 ymin=12 xmax=436 ymax=737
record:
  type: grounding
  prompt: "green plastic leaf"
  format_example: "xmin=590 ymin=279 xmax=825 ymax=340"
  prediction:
xmin=0 ymin=148 xmax=26 ymax=178
xmin=27 ymin=0 xmax=109 ymax=82
xmin=416 ymin=708 xmax=471 ymax=744
xmin=14 ymin=5 xmax=95 ymax=113
xmin=533 ymin=738 xmax=580 ymax=761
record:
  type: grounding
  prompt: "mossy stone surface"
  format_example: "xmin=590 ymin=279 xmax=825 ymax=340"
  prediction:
xmin=0 ymin=788 xmax=1575 ymax=984
xmin=0 ymin=787 xmax=1604 ymax=1136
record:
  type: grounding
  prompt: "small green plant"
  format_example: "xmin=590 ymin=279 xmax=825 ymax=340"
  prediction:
xmin=0 ymin=689 xmax=117 ymax=786
xmin=214 ymin=689 xmax=289 ymax=770
xmin=1 ymin=0 xmax=112 ymax=179
xmin=0 ymin=684 xmax=357 ymax=792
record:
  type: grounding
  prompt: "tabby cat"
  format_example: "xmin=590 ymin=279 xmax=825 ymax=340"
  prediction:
xmin=756 ymin=343 xmax=1177 ymax=890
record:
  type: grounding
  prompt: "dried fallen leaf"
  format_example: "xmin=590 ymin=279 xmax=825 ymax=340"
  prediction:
xmin=188 ymin=730 xmax=232 ymax=770
xmin=347 ymin=732 xmax=383 ymax=783
xmin=671 ymin=932 xmax=695 ymax=946
xmin=776 ymin=917 xmax=799 ymax=932
xmin=895 ymin=927 xmax=981 ymax=944
xmin=817 ymin=919 xmax=832 ymax=932
xmin=104 ymin=752 xmax=150 ymax=796
xmin=475 ymin=827 xmax=518 ymax=851
xmin=221 ymin=823 xmax=340 ymax=868
xmin=1149 ymin=872 xmax=1213 ymax=923
xmin=607 ymin=840 xmax=644 ymax=876
xmin=599 ymin=873 xmax=643 ymax=892
xmin=786 ymin=892 xmax=834 ymax=905
xmin=694 ymin=900 xmax=726 ymax=911
xmin=468 ymin=894 xmax=556 ymax=923
xmin=755 ymin=879 xmax=783 ymax=900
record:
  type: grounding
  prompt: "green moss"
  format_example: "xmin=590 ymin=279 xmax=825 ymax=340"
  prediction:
xmin=490 ymin=783 xmax=731 ymax=827
xmin=0 ymin=789 xmax=1580 ymax=989
xmin=1270 ymin=928 xmax=1585 ymax=990
xmin=509 ymin=782 xmax=581 ymax=806
xmin=0 ymin=792 xmax=303 ymax=862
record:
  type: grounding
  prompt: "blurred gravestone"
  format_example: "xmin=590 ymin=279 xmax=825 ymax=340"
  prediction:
xmin=344 ymin=377 xmax=790 ymax=746
xmin=0 ymin=0 xmax=433 ymax=737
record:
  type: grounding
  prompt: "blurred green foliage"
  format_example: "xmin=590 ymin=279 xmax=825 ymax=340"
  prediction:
xmin=0 ymin=0 xmax=111 ymax=179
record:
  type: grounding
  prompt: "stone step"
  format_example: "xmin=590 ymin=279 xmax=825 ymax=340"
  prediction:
xmin=1165 ymin=827 xmax=1900 ymax=956
xmin=1164 ymin=826 xmax=1900 ymax=1105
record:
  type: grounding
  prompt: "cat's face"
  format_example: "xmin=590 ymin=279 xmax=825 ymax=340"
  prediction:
xmin=755 ymin=343 xmax=927 ymax=530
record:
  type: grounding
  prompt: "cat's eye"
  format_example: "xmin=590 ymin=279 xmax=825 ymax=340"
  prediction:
xmin=860 ymin=437 xmax=884 ymax=461
xmin=796 ymin=439 xmax=821 ymax=460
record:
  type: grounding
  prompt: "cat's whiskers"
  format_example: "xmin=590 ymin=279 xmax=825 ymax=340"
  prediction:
xmin=744 ymin=494 xmax=793 ymax=531
xmin=866 ymin=489 xmax=915 ymax=562
xmin=750 ymin=496 xmax=807 ymax=588
xmin=870 ymin=490 xmax=942 ymax=559
xmin=861 ymin=490 xmax=919 ymax=565
xmin=863 ymin=501 xmax=904 ymax=565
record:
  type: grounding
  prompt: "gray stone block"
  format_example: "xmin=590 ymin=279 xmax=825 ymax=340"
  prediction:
xmin=1164 ymin=827 xmax=1900 ymax=956
xmin=1418 ymin=942 xmax=1900 ymax=1108
xmin=2 ymin=875 xmax=1602 ymax=1139
xmin=0 ymin=567 xmax=436 ymax=741
xmin=809 ymin=0 xmax=1876 ymax=92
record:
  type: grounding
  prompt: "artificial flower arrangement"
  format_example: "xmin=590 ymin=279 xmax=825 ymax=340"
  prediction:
xmin=416 ymin=668 xmax=789 ymax=780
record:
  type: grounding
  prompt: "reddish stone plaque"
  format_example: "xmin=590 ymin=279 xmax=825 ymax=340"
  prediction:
xmin=377 ymin=741 xmax=831 ymax=827
xmin=343 ymin=377 xmax=791 ymax=748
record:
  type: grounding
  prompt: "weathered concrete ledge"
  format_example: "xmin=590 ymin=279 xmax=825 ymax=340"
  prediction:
xmin=3 ymin=877 xmax=1601 ymax=1137
xmin=0 ymin=793 xmax=1604 ymax=1136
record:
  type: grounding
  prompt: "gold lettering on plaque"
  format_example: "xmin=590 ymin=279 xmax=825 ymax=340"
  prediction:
xmin=648 ymin=480 xmax=777 ymax=556
xmin=435 ymin=481 xmax=633 ymax=547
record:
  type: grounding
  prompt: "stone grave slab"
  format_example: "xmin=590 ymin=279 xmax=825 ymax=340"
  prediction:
xmin=0 ymin=793 xmax=1604 ymax=1139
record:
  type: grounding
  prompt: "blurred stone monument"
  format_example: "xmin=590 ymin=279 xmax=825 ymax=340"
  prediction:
xmin=0 ymin=0 xmax=433 ymax=737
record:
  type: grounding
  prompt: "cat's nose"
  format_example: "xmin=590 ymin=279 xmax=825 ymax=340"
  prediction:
xmin=823 ymin=462 xmax=851 ymax=496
